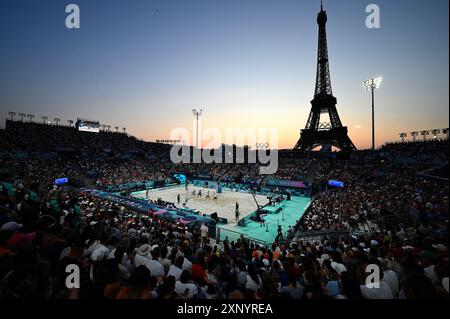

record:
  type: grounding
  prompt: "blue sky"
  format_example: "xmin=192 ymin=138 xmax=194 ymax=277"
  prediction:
xmin=0 ymin=0 xmax=448 ymax=149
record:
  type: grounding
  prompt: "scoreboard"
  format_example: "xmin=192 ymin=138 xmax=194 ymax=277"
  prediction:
xmin=75 ymin=118 xmax=100 ymax=133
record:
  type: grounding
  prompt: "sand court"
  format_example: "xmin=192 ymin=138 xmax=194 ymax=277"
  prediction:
xmin=133 ymin=185 xmax=269 ymax=224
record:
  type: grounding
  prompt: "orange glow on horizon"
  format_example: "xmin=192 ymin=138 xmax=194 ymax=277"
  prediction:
xmin=136 ymin=126 xmax=394 ymax=151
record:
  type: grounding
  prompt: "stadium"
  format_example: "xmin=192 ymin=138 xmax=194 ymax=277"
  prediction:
xmin=0 ymin=0 xmax=449 ymax=307
xmin=1 ymin=116 xmax=448 ymax=300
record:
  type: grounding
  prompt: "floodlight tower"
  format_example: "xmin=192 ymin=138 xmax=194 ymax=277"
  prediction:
xmin=442 ymin=128 xmax=449 ymax=140
xmin=8 ymin=112 xmax=16 ymax=121
xmin=363 ymin=76 xmax=382 ymax=150
xmin=410 ymin=131 xmax=418 ymax=142
xmin=192 ymin=108 xmax=203 ymax=149
xmin=420 ymin=130 xmax=429 ymax=141
xmin=431 ymin=129 xmax=441 ymax=140
xmin=399 ymin=132 xmax=407 ymax=143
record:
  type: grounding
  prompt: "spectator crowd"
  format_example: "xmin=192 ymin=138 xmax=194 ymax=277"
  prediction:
xmin=0 ymin=121 xmax=448 ymax=299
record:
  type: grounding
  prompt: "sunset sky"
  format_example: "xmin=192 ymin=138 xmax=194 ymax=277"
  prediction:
xmin=0 ymin=0 xmax=448 ymax=149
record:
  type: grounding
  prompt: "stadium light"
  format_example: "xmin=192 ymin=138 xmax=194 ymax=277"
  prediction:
xmin=431 ymin=129 xmax=441 ymax=140
xmin=410 ymin=131 xmax=418 ymax=142
xmin=192 ymin=108 xmax=203 ymax=148
xmin=8 ymin=111 xmax=16 ymax=121
xmin=399 ymin=132 xmax=407 ymax=143
xmin=27 ymin=114 xmax=34 ymax=123
xmin=363 ymin=76 xmax=382 ymax=150
xmin=18 ymin=113 xmax=26 ymax=122
xmin=114 ymin=126 xmax=119 ymax=133
xmin=41 ymin=116 xmax=48 ymax=124
xmin=54 ymin=117 xmax=60 ymax=126
xmin=106 ymin=125 xmax=111 ymax=132
xmin=420 ymin=130 xmax=429 ymax=141
xmin=122 ymin=127 xmax=126 ymax=134
xmin=442 ymin=128 xmax=449 ymax=139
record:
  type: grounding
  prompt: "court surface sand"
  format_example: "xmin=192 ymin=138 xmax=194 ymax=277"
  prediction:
xmin=133 ymin=185 xmax=269 ymax=224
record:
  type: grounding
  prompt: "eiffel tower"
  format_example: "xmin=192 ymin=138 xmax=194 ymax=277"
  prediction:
xmin=294 ymin=2 xmax=356 ymax=152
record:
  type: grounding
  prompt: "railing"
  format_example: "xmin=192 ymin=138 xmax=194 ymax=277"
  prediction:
xmin=0 ymin=205 xmax=15 ymax=215
xmin=290 ymin=194 xmax=317 ymax=235
xmin=292 ymin=229 xmax=352 ymax=242
xmin=290 ymin=212 xmax=418 ymax=244
xmin=216 ymin=226 xmax=270 ymax=248
xmin=416 ymin=165 xmax=449 ymax=182
xmin=378 ymin=212 xmax=416 ymax=228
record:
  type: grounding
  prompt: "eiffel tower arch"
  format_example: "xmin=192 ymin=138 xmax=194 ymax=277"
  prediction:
xmin=294 ymin=2 xmax=356 ymax=152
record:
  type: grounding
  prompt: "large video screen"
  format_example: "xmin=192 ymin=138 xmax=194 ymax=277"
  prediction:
xmin=76 ymin=120 xmax=100 ymax=133
xmin=266 ymin=178 xmax=306 ymax=189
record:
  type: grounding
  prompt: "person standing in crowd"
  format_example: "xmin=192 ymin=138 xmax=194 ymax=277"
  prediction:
xmin=277 ymin=225 xmax=283 ymax=241
xmin=200 ymin=223 xmax=209 ymax=242
xmin=116 ymin=266 xmax=153 ymax=299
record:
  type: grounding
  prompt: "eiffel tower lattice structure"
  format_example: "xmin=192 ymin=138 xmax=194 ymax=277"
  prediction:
xmin=294 ymin=2 xmax=356 ymax=152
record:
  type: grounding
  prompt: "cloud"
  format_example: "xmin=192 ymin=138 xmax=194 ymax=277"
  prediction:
xmin=353 ymin=124 xmax=363 ymax=129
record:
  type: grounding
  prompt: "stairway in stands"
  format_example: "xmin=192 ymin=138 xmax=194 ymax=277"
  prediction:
xmin=305 ymin=160 xmax=318 ymax=185
xmin=73 ymin=159 xmax=97 ymax=188
xmin=259 ymin=174 xmax=270 ymax=189
xmin=355 ymin=219 xmax=381 ymax=233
